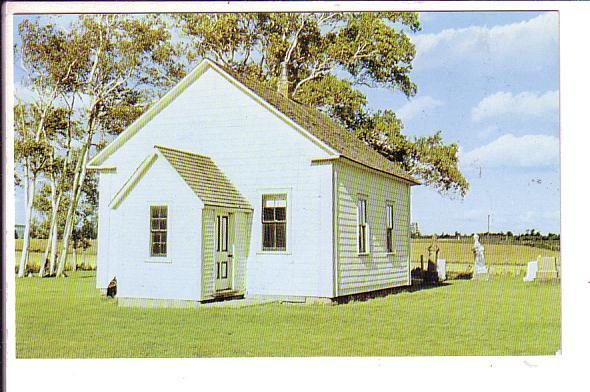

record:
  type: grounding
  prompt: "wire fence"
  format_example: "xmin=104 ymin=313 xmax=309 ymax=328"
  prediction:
xmin=411 ymin=236 xmax=560 ymax=276
xmin=14 ymin=239 xmax=97 ymax=273
xmin=14 ymin=237 xmax=561 ymax=277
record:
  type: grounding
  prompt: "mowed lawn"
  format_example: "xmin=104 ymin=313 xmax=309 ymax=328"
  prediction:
xmin=16 ymin=271 xmax=560 ymax=358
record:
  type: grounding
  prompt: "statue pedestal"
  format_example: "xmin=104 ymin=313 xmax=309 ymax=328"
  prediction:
xmin=472 ymin=272 xmax=490 ymax=281
xmin=473 ymin=264 xmax=489 ymax=281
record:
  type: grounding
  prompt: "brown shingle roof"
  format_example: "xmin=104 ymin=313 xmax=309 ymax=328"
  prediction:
xmin=156 ymin=145 xmax=252 ymax=210
xmin=212 ymin=60 xmax=419 ymax=184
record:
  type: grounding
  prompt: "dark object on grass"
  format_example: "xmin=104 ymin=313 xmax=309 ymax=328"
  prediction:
xmin=449 ymin=271 xmax=473 ymax=280
xmin=411 ymin=266 xmax=439 ymax=284
xmin=107 ymin=277 xmax=117 ymax=297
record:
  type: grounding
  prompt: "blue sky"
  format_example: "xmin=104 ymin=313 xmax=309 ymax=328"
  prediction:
xmin=13 ymin=11 xmax=560 ymax=234
xmin=363 ymin=11 xmax=559 ymax=234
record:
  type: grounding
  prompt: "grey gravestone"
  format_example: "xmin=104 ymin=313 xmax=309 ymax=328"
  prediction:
xmin=472 ymin=234 xmax=489 ymax=280
xmin=426 ymin=235 xmax=440 ymax=281
xmin=437 ymin=259 xmax=446 ymax=281
xmin=427 ymin=234 xmax=440 ymax=264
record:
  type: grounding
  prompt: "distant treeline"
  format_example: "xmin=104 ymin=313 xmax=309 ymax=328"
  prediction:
xmin=412 ymin=230 xmax=560 ymax=252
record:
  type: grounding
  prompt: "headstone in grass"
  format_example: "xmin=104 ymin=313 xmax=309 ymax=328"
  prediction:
xmin=472 ymin=234 xmax=489 ymax=280
xmin=523 ymin=260 xmax=538 ymax=282
xmin=423 ymin=235 xmax=441 ymax=283
xmin=536 ymin=256 xmax=559 ymax=281
xmin=428 ymin=234 xmax=440 ymax=264
xmin=437 ymin=259 xmax=446 ymax=281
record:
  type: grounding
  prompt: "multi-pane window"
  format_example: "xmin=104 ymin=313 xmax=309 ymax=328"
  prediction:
xmin=150 ymin=206 xmax=168 ymax=257
xmin=386 ymin=204 xmax=394 ymax=253
xmin=216 ymin=215 xmax=229 ymax=252
xmin=357 ymin=199 xmax=368 ymax=254
xmin=262 ymin=194 xmax=287 ymax=251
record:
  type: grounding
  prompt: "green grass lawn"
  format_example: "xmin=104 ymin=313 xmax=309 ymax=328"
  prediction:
xmin=16 ymin=271 xmax=561 ymax=358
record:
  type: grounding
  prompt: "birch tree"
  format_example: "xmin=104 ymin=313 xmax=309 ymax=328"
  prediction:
xmin=14 ymin=102 xmax=52 ymax=276
xmin=15 ymin=19 xmax=82 ymax=277
xmin=15 ymin=15 xmax=180 ymax=277
xmin=53 ymin=15 xmax=182 ymax=276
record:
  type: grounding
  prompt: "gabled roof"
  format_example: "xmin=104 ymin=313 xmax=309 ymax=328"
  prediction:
xmin=109 ymin=146 xmax=252 ymax=210
xmin=155 ymin=145 xmax=252 ymax=210
xmin=214 ymin=61 xmax=418 ymax=184
xmin=88 ymin=58 xmax=418 ymax=185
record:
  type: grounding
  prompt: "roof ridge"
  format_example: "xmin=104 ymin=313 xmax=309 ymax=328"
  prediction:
xmin=209 ymin=60 xmax=419 ymax=185
xmin=154 ymin=144 xmax=212 ymax=160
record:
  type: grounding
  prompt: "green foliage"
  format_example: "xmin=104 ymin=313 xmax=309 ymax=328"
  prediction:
xmin=293 ymin=74 xmax=367 ymax=130
xmin=174 ymin=12 xmax=469 ymax=196
xmin=15 ymin=15 xmax=183 ymax=254
xmin=14 ymin=138 xmax=52 ymax=174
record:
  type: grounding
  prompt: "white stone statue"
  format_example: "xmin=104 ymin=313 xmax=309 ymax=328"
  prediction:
xmin=472 ymin=234 xmax=488 ymax=274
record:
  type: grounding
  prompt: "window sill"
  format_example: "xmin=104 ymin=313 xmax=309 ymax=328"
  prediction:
xmin=257 ymin=250 xmax=291 ymax=255
xmin=145 ymin=258 xmax=172 ymax=264
xmin=358 ymin=252 xmax=370 ymax=257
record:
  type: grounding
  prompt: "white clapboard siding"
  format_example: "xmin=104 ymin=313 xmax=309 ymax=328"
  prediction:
xmin=335 ymin=160 xmax=411 ymax=296
xmin=96 ymin=171 xmax=114 ymax=289
xmin=233 ymin=211 xmax=252 ymax=293
xmin=112 ymin=156 xmax=203 ymax=301
xmin=201 ymin=207 xmax=216 ymax=299
xmin=99 ymin=67 xmax=335 ymax=298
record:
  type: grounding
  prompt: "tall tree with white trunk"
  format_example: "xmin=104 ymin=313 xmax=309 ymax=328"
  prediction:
xmin=15 ymin=15 xmax=181 ymax=277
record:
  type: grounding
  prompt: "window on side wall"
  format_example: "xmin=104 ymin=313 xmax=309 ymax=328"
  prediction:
xmin=150 ymin=205 xmax=168 ymax=257
xmin=357 ymin=198 xmax=368 ymax=254
xmin=262 ymin=194 xmax=287 ymax=251
xmin=386 ymin=204 xmax=394 ymax=253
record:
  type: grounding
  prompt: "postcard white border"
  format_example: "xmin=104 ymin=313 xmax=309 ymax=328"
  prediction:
xmin=3 ymin=1 xmax=588 ymax=391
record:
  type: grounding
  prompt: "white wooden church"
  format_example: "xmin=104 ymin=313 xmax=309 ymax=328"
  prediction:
xmin=88 ymin=58 xmax=419 ymax=306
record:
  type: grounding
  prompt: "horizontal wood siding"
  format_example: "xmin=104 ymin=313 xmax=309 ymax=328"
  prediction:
xmin=96 ymin=172 xmax=113 ymax=289
xmin=102 ymin=68 xmax=334 ymax=298
xmin=335 ymin=161 xmax=411 ymax=296
xmin=112 ymin=157 xmax=203 ymax=301
xmin=233 ymin=211 xmax=252 ymax=293
xmin=201 ymin=207 xmax=216 ymax=299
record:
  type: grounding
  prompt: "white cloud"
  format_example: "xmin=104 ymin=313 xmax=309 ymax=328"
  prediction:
xmin=413 ymin=12 xmax=557 ymax=68
xmin=461 ymin=133 xmax=559 ymax=168
xmin=396 ymin=96 xmax=443 ymax=121
xmin=471 ymin=90 xmax=558 ymax=121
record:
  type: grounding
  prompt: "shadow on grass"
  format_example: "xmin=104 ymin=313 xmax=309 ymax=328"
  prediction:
xmin=335 ymin=281 xmax=453 ymax=305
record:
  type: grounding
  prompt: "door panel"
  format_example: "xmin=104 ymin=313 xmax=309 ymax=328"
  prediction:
xmin=215 ymin=213 xmax=233 ymax=291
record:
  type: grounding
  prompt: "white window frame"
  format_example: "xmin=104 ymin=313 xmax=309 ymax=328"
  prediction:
xmin=146 ymin=203 xmax=171 ymax=263
xmin=257 ymin=188 xmax=292 ymax=254
xmin=386 ymin=203 xmax=395 ymax=254
xmin=357 ymin=197 xmax=369 ymax=255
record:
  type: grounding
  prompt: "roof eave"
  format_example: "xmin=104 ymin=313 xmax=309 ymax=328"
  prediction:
xmin=311 ymin=155 xmax=420 ymax=185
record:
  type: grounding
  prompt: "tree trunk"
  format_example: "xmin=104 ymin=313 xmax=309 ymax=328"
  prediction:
xmin=48 ymin=191 xmax=62 ymax=276
xmin=40 ymin=160 xmax=59 ymax=277
xmin=55 ymin=140 xmax=91 ymax=277
xmin=72 ymin=245 xmax=77 ymax=272
xmin=38 ymin=221 xmax=54 ymax=277
xmin=17 ymin=174 xmax=36 ymax=278
xmin=49 ymin=216 xmax=58 ymax=275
